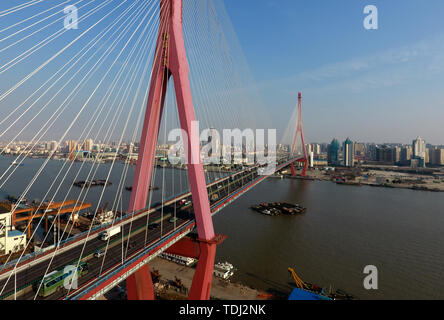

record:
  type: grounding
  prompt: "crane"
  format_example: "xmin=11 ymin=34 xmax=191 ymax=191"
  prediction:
xmin=288 ymin=267 xmax=308 ymax=290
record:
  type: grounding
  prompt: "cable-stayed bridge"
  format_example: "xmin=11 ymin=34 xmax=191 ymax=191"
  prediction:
xmin=0 ymin=0 xmax=308 ymax=300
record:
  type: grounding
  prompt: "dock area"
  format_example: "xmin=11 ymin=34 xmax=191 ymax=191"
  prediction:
xmin=102 ymin=257 xmax=271 ymax=300
xmin=279 ymin=167 xmax=444 ymax=192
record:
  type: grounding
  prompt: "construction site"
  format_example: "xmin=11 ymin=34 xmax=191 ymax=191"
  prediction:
xmin=0 ymin=199 xmax=117 ymax=263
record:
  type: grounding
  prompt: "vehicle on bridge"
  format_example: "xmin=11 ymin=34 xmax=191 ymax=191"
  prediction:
xmin=94 ymin=249 xmax=105 ymax=258
xmin=169 ymin=217 xmax=178 ymax=223
xmin=148 ymin=213 xmax=172 ymax=229
xmin=180 ymin=200 xmax=192 ymax=209
xmin=100 ymin=226 xmax=121 ymax=241
xmin=129 ymin=241 xmax=137 ymax=249
xmin=37 ymin=261 xmax=89 ymax=297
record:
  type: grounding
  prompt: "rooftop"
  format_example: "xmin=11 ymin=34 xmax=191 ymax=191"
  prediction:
xmin=0 ymin=206 xmax=10 ymax=214
xmin=8 ymin=230 xmax=24 ymax=238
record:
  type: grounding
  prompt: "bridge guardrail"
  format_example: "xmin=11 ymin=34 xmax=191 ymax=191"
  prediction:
xmin=0 ymin=170 xmax=239 ymax=275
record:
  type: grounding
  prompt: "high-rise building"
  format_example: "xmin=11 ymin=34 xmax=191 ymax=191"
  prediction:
xmin=393 ymin=146 xmax=401 ymax=163
xmin=207 ymin=127 xmax=220 ymax=158
xmin=307 ymin=143 xmax=320 ymax=155
xmin=306 ymin=144 xmax=312 ymax=155
xmin=376 ymin=145 xmax=391 ymax=163
xmin=83 ymin=138 xmax=93 ymax=152
xmin=366 ymin=143 xmax=377 ymax=161
xmin=412 ymin=136 xmax=426 ymax=168
xmin=354 ymin=143 xmax=365 ymax=158
xmin=66 ymin=140 xmax=78 ymax=153
xmin=343 ymin=138 xmax=354 ymax=167
xmin=413 ymin=136 xmax=426 ymax=159
xmin=376 ymin=145 xmax=400 ymax=164
xmin=320 ymin=143 xmax=328 ymax=153
xmin=400 ymin=146 xmax=412 ymax=165
xmin=429 ymin=147 xmax=444 ymax=165
xmin=327 ymin=138 xmax=340 ymax=166
xmin=50 ymin=141 xmax=58 ymax=152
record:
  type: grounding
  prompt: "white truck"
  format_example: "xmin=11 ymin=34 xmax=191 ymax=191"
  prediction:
xmin=100 ymin=226 xmax=121 ymax=241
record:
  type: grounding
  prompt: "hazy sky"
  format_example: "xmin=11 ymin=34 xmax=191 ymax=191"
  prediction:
xmin=224 ymin=0 xmax=444 ymax=145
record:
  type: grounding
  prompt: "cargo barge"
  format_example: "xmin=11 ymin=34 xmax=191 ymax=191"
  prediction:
xmin=250 ymin=202 xmax=306 ymax=216
xmin=73 ymin=180 xmax=112 ymax=188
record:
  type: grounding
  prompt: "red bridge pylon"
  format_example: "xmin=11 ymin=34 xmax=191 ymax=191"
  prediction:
xmin=290 ymin=92 xmax=308 ymax=176
xmin=126 ymin=0 xmax=222 ymax=300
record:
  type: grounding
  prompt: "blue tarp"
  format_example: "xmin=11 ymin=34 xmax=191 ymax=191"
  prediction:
xmin=288 ymin=288 xmax=331 ymax=300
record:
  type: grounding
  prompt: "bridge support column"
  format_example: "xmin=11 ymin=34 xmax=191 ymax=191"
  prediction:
xmin=290 ymin=92 xmax=308 ymax=177
xmin=166 ymin=234 xmax=226 ymax=300
xmin=126 ymin=264 xmax=155 ymax=300
xmin=188 ymin=242 xmax=216 ymax=300
xmin=290 ymin=163 xmax=296 ymax=176
xmin=126 ymin=0 xmax=217 ymax=300
xmin=290 ymin=160 xmax=308 ymax=177
xmin=302 ymin=161 xmax=308 ymax=177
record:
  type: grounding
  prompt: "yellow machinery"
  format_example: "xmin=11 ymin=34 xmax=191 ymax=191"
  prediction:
xmin=288 ymin=267 xmax=308 ymax=289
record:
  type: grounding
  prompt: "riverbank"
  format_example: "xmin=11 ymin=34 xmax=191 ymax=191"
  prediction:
xmin=101 ymin=257 xmax=272 ymax=300
xmin=285 ymin=167 xmax=444 ymax=192
xmin=150 ymin=258 xmax=270 ymax=300
xmin=211 ymin=178 xmax=444 ymax=299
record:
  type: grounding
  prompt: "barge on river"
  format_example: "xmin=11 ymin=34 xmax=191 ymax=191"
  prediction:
xmin=250 ymin=202 xmax=306 ymax=216
xmin=73 ymin=180 xmax=112 ymax=188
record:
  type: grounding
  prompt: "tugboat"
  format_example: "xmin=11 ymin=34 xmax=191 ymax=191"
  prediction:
xmin=11 ymin=160 xmax=24 ymax=166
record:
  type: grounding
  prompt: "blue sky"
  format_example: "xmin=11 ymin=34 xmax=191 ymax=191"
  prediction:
xmin=223 ymin=0 xmax=444 ymax=145
xmin=0 ymin=1 xmax=443 ymax=145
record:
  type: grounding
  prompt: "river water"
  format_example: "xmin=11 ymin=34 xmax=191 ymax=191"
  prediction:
xmin=1 ymin=156 xmax=443 ymax=299
xmin=214 ymin=177 xmax=444 ymax=299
